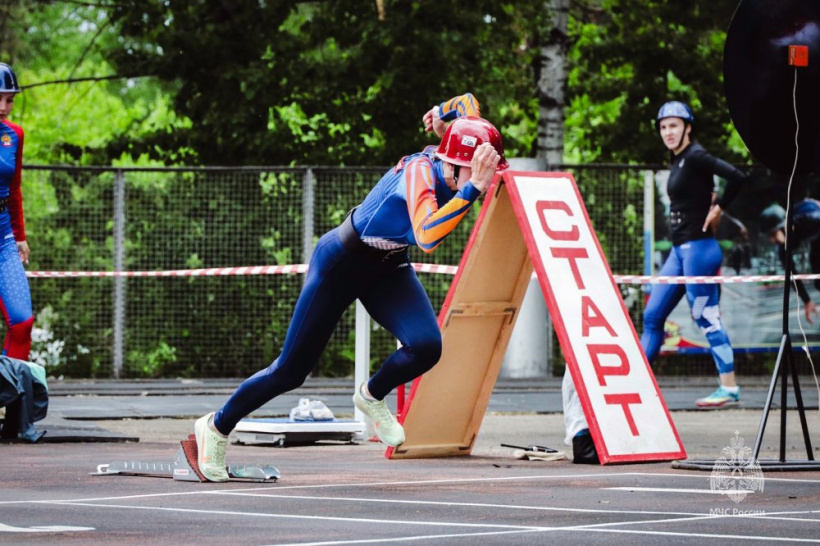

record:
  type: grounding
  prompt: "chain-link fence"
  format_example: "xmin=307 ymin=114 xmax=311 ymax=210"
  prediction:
xmin=13 ymin=164 xmax=818 ymax=379
xmin=19 ymin=165 xmax=487 ymax=378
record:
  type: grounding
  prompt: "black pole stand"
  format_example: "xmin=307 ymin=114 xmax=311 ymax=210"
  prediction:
xmin=747 ymin=204 xmax=820 ymax=470
xmin=674 ymin=200 xmax=820 ymax=472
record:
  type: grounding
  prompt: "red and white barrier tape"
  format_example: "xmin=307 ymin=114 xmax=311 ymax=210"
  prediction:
xmin=24 ymin=263 xmax=459 ymax=278
xmin=25 ymin=264 xmax=310 ymax=278
xmin=23 ymin=265 xmax=820 ymax=284
xmin=612 ymin=274 xmax=820 ymax=284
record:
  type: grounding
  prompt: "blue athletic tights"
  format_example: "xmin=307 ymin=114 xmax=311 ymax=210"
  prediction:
xmin=641 ymin=237 xmax=734 ymax=375
xmin=214 ymin=227 xmax=442 ymax=435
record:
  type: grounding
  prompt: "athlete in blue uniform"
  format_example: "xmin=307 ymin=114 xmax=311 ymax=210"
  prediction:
xmin=643 ymin=101 xmax=748 ymax=408
xmin=0 ymin=63 xmax=33 ymax=361
xmin=759 ymin=199 xmax=820 ymax=325
xmin=194 ymin=95 xmax=508 ymax=481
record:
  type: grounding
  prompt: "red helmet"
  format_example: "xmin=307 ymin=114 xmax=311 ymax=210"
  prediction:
xmin=435 ymin=116 xmax=509 ymax=171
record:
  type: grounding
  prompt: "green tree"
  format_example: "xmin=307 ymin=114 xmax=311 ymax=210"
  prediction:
xmin=103 ymin=1 xmax=547 ymax=166
xmin=2 ymin=1 xmax=189 ymax=165
xmin=566 ymin=0 xmax=746 ymax=164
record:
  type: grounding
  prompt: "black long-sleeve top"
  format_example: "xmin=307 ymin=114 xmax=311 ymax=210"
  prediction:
xmin=666 ymin=142 xmax=747 ymax=246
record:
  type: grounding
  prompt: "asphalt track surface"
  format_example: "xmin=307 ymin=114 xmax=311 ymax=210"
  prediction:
xmin=3 ymin=379 xmax=820 ymax=545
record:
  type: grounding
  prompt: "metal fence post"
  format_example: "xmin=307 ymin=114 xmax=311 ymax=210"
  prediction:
xmin=113 ymin=169 xmax=126 ymax=378
xmin=643 ymin=169 xmax=655 ymax=277
xmin=302 ymin=168 xmax=315 ymax=264
xmin=354 ymin=300 xmax=373 ymax=438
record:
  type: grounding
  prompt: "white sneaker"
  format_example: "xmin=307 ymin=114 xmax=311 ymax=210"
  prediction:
xmin=194 ymin=412 xmax=229 ymax=482
xmin=352 ymin=383 xmax=405 ymax=447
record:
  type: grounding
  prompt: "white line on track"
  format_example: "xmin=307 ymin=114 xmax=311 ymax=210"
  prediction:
xmin=661 ymin=472 xmax=820 ymax=484
xmin=0 ymin=523 xmax=95 ymax=533
xmin=752 ymin=515 xmax=820 ymax=524
xmin=38 ymin=499 xmax=820 ymax=544
xmin=33 ymin=492 xmax=820 ymax=531
xmin=604 ymin=486 xmax=737 ymax=494
xmin=43 ymin=501 xmax=548 ymax=531
xmin=570 ymin=528 xmax=820 ymax=543
xmin=0 ymin=471 xmax=646 ymax=505
xmin=264 ymin=529 xmax=545 ymax=545
xmin=212 ymin=491 xmax=703 ymax=518
xmin=2 ymin=470 xmax=819 ymax=507
xmin=264 ymin=511 xmax=820 ymax=545
xmin=215 ymin=492 xmax=820 ymax=527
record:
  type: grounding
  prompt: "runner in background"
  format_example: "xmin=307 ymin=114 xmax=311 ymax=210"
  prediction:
xmin=641 ymin=101 xmax=749 ymax=408
xmin=193 ymin=94 xmax=509 ymax=481
xmin=759 ymin=200 xmax=820 ymax=325
xmin=0 ymin=63 xmax=34 ymax=361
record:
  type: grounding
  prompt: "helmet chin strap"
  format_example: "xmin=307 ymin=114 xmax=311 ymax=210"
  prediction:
xmin=668 ymin=125 xmax=688 ymax=153
xmin=453 ymin=165 xmax=461 ymax=184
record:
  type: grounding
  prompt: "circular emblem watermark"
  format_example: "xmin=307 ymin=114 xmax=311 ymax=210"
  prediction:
xmin=710 ymin=431 xmax=764 ymax=503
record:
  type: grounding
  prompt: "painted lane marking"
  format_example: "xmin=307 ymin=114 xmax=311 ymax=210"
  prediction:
xmin=44 ymin=502 xmax=548 ymax=531
xmin=573 ymin=528 xmax=820 ymax=543
xmin=214 ymin=491 xmax=702 ymax=518
xmin=0 ymin=523 xmax=94 ymax=533
xmin=1 ymin=470 xmax=818 ymax=508
xmin=265 ymin=529 xmax=545 ymax=545
xmin=605 ymin=487 xmax=733 ymax=495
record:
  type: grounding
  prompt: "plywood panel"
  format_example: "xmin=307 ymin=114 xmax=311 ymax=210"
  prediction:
xmin=390 ymin=181 xmax=532 ymax=459
xmin=389 ymin=172 xmax=684 ymax=463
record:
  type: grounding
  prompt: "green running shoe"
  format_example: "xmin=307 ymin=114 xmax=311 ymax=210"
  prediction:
xmin=194 ymin=412 xmax=229 ymax=482
xmin=353 ymin=383 xmax=405 ymax=447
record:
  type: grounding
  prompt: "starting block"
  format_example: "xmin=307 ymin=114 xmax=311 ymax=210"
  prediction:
xmin=90 ymin=434 xmax=280 ymax=482
xmin=233 ymin=418 xmax=365 ymax=447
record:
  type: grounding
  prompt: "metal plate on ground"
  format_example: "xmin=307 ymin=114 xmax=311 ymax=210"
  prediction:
xmin=233 ymin=418 xmax=365 ymax=446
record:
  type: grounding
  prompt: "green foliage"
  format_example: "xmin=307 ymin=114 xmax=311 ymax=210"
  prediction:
xmin=2 ymin=1 xmax=190 ymax=165
xmin=128 ymin=341 xmax=177 ymax=378
xmin=7 ymin=1 xmax=748 ymax=167
xmin=566 ymin=0 xmax=745 ymax=164
xmin=99 ymin=0 xmax=546 ymax=166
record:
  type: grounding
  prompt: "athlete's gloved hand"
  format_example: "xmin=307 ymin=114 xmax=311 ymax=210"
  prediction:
xmin=17 ymin=241 xmax=29 ymax=264
xmin=423 ymin=106 xmax=447 ymax=138
xmin=469 ymin=142 xmax=501 ymax=194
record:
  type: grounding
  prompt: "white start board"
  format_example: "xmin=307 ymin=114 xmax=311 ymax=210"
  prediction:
xmin=388 ymin=172 xmax=685 ymax=464
xmin=506 ymin=172 xmax=685 ymax=463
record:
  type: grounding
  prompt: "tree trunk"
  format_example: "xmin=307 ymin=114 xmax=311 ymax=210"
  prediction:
xmin=537 ymin=0 xmax=569 ymax=168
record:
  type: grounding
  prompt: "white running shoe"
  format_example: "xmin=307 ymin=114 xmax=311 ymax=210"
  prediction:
xmin=352 ymin=383 xmax=405 ymax=447
xmin=194 ymin=412 xmax=229 ymax=482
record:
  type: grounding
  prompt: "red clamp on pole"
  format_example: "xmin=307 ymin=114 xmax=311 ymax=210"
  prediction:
xmin=789 ymin=45 xmax=809 ymax=67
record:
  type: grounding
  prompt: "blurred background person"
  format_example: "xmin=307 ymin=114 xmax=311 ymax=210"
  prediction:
xmin=0 ymin=63 xmax=33 ymax=361
xmin=641 ymin=101 xmax=748 ymax=408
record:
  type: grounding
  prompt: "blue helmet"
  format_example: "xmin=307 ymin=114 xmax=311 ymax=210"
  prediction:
xmin=656 ymin=101 xmax=693 ymax=128
xmin=0 ymin=63 xmax=21 ymax=93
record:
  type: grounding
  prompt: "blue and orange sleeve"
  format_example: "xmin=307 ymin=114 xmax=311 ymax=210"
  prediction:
xmin=7 ymin=122 xmax=25 ymax=242
xmin=438 ymin=93 xmax=480 ymax=122
xmin=404 ymin=157 xmax=481 ymax=254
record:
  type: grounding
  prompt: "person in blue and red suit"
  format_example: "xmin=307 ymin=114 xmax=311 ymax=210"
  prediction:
xmin=0 ymin=63 xmax=33 ymax=361
xmin=194 ymin=94 xmax=508 ymax=481
xmin=643 ymin=101 xmax=748 ymax=408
